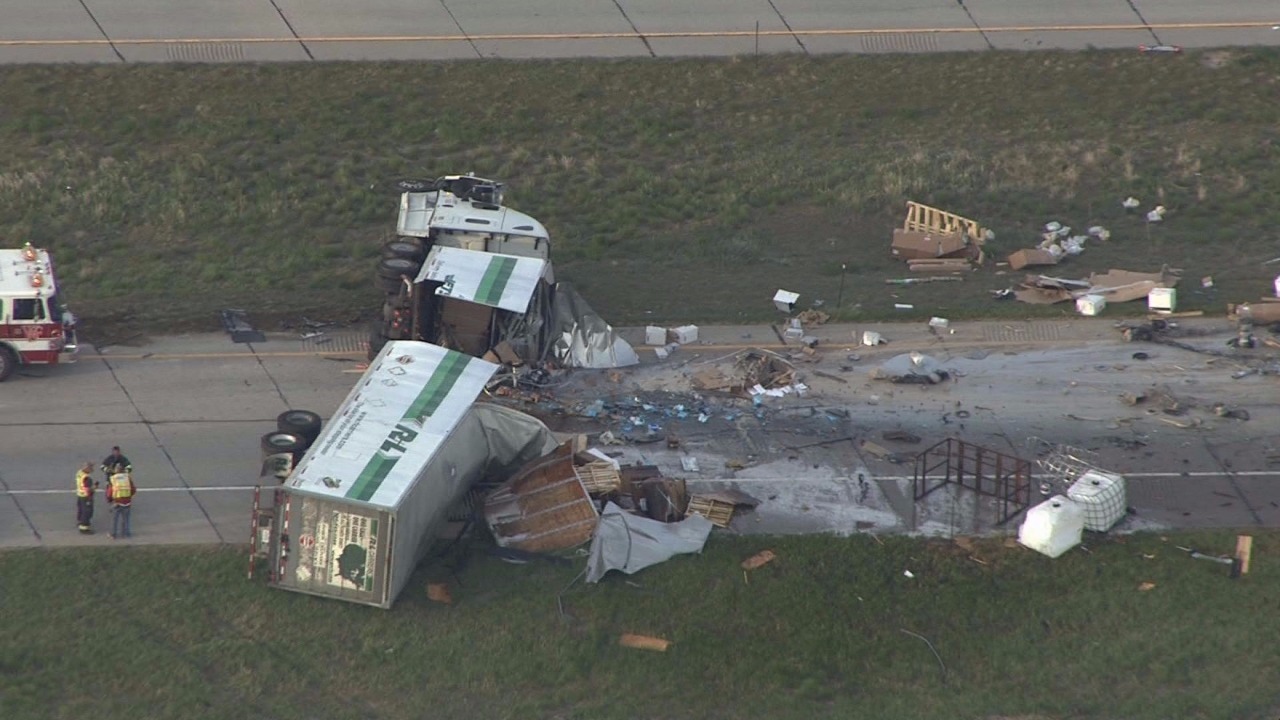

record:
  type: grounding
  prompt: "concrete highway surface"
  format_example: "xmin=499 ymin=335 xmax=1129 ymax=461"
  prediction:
xmin=0 ymin=0 xmax=1277 ymax=63
xmin=4 ymin=319 xmax=1279 ymax=549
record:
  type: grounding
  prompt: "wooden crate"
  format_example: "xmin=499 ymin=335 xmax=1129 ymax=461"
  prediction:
xmin=575 ymin=461 xmax=621 ymax=495
xmin=685 ymin=496 xmax=735 ymax=527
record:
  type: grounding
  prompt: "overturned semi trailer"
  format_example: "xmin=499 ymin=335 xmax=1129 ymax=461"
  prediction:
xmin=265 ymin=340 xmax=558 ymax=608
xmin=411 ymin=245 xmax=638 ymax=369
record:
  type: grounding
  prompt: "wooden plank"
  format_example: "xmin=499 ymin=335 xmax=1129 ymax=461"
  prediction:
xmin=619 ymin=634 xmax=670 ymax=652
xmin=1236 ymin=535 xmax=1253 ymax=575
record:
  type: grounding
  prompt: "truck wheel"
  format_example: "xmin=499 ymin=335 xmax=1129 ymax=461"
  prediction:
xmin=382 ymin=239 xmax=425 ymax=263
xmin=377 ymin=256 xmax=421 ymax=280
xmin=277 ymin=410 xmax=322 ymax=444
xmin=261 ymin=431 xmax=308 ymax=456
xmin=0 ymin=346 xmax=15 ymax=382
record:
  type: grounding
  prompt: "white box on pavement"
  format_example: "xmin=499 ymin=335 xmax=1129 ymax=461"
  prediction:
xmin=671 ymin=325 xmax=699 ymax=344
xmin=644 ymin=326 xmax=666 ymax=346
xmin=1018 ymin=495 xmax=1085 ymax=559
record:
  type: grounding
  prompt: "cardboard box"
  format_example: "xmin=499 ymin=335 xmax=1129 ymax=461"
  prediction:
xmin=669 ymin=325 xmax=699 ymax=344
xmin=1147 ymin=288 xmax=1176 ymax=312
xmin=1076 ymin=294 xmax=1107 ymax=316
xmin=891 ymin=229 xmax=969 ymax=261
xmin=773 ymin=290 xmax=799 ymax=313
xmin=1007 ymin=249 xmax=1060 ymax=271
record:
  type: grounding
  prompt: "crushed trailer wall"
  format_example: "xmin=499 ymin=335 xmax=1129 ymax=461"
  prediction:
xmin=272 ymin=403 xmax=557 ymax=609
xmin=266 ymin=340 xmax=558 ymax=609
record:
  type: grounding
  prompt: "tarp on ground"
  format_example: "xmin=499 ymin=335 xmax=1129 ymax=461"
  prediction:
xmin=549 ymin=283 xmax=639 ymax=369
xmin=585 ymin=502 xmax=714 ymax=583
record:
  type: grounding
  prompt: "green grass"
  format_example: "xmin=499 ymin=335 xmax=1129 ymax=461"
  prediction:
xmin=2 ymin=531 xmax=1278 ymax=720
xmin=1 ymin=50 xmax=1279 ymax=339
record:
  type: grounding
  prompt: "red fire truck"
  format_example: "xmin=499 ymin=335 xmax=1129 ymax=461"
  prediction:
xmin=0 ymin=243 xmax=78 ymax=381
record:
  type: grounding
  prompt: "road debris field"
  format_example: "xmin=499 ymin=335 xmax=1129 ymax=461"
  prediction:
xmin=486 ymin=316 xmax=1280 ymax=541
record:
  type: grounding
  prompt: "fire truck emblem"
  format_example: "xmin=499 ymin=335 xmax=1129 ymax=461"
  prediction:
xmin=23 ymin=326 xmax=39 ymax=340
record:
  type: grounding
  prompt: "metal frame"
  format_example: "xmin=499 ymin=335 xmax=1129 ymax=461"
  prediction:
xmin=913 ymin=438 xmax=1032 ymax=526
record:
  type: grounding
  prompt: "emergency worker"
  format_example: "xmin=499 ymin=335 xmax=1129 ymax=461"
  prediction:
xmin=101 ymin=446 xmax=132 ymax=480
xmin=75 ymin=462 xmax=96 ymax=533
xmin=106 ymin=470 xmax=136 ymax=540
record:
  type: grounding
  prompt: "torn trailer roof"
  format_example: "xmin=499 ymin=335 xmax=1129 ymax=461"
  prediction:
xmin=417 ymin=246 xmax=549 ymax=314
xmin=268 ymin=340 xmax=558 ymax=608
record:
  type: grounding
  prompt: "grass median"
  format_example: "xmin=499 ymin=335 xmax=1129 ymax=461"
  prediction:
xmin=1 ymin=531 xmax=1276 ymax=720
xmin=1 ymin=49 xmax=1278 ymax=339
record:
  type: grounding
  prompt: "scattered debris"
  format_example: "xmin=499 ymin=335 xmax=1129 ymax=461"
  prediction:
xmin=795 ymin=309 xmax=830 ymax=326
xmin=1137 ymin=581 xmax=1157 ymax=592
xmin=885 ymin=276 xmax=964 ymax=286
xmin=619 ymin=634 xmax=671 ymax=652
xmin=426 ymin=583 xmax=453 ymax=605
xmin=1122 ymin=196 xmax=1141 ymax=210
xmin=1007 ymin=249 xmax=1059 ymax=271
xmin=741 ymin=550 xmax=777 ymax=571
xmin=899 ymin=628 xmax=947 ymax=683
xmin=882 ymin=430 xmax=922 ymax=444
xmin=870 ymin=352 xmax=950 ymax=385
xmin=220 ymin=309 xmax=266 ymax=344
xmin=862 ymin=331 xmax=887 ymax=346
xmin=891 ymin=200 xmax=989 ymax=266
xmin=587 ymin=503 xmax=713 ymax=583
xmin=773 ymin=289 xmax=800 ymax=313
xmin=1018 ymin=496 xmax=1085 ymax=558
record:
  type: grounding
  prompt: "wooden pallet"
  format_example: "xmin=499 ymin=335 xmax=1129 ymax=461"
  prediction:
xmin=685 ymin=496 xmax=735 ymax=527
xmin=575 ymin=461 xmax=621 ymax=495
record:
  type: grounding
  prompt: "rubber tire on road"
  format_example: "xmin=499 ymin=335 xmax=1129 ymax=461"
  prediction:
xmin=382 ymin=239 xmax=425 ymax=263
xmin=277 ymin=410 xmax=322 ymax=444
xmin=0 ymin=345 xmax=16 ymax=382
xmin=261 ymin=431 xmax=308 ymax=457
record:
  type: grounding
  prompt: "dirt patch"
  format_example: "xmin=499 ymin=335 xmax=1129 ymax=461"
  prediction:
xmin=1200 ymin=50 xmax=1235 ymax=69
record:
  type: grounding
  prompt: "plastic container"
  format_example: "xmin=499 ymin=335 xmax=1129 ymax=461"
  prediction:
xmin=1067 ymin=471 xmax=1128 ymax=532
xmin=1076 ymin=294 xmax=1106 ymax=316
xmin=1148 ymin=287 xmax=1176 ymax=313
xmin=672 ymin=325 xmax=699 ymax=344
xmin=1018 ymin=495 xmax=1085 ymax=558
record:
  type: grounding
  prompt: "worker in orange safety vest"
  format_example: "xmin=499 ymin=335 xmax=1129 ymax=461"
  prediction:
xmin=75 ymin=462 xmax=97 ymax=534
xmin=106 ymin=470 xmax=136 ymax=540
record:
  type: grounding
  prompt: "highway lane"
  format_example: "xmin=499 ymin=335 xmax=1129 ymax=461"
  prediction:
xmin=0 ymin=0 xmax=1276 ymax=63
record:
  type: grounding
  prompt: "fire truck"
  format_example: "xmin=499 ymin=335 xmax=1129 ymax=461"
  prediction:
xmin=0 ymin=243 xmax=78 ymax=381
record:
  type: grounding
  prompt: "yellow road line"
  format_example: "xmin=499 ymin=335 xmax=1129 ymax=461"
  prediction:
xmin=0 ymin=21 xmax=1275 ymax=46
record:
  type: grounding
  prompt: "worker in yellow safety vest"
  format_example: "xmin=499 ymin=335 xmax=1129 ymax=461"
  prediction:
xmin=106 ymin=470 xmax=136 ymax=540
xmin=75 ymin=462 xmax=97 ymax=534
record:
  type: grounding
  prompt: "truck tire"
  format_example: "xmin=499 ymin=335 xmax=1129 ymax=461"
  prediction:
xmin=377 ymin=256 xmax=421 ymax=280
xmin=376 ymin=257 xmax=421 ymax=293
xmin=261 ymin=431 xmax=308 ymax=456
xmin=0 ymin=346 xmax=16 ymax=382
xmin=382 ymin=239 xmax=425 ymax=263
xmin=277 ymin=410 xmax=322 ymax=444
